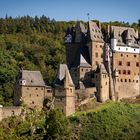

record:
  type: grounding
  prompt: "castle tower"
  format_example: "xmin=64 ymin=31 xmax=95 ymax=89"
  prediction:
xmin=87 ymin=21 xmax=105 ymax=70
xmin=93 ymin=64 xmax=109 ymax=102
xmin=64 ymin=22 xmax=87 ymax=68
xmin=54 ymin=64 xmax=75 ymax=116
xmin=14 ymin=70 xmax=52 ymax=109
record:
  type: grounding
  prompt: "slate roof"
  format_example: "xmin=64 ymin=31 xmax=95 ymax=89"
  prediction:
xmin=88 ymin=21 xmax=104 ymax=42
xmin=20 ymin=70 xmax=45 ymax=86
xmin=68 ymin=45 xmax=91 ymax=68
xmin=79 ymin=54 xmax=91 ymax=67
xmin=75 ymin=22 xmax=87 ymax=33
xmin=54 ymin=64 xmax=74 ymax=87
xmin=96 ymin=64 xmax=108 ymax=74
xmin=111 ymin=26 xmax=139 ymax=47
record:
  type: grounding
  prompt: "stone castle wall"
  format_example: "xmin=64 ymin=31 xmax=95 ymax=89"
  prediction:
xmin=113 ymin=52 xmax=140 ymax=100
xmin=0 ymin=106 xmax=22 ymax=121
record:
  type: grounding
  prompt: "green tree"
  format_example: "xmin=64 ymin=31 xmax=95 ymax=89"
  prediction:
xmin=45 ymin=109 xmax=71 ymax=140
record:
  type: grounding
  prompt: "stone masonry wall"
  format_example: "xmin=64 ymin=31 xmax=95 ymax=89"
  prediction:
xmin=0 ymin=106 xmax=22 ymax=121
xmin=113 ymin=52 xmax=140 ymax=100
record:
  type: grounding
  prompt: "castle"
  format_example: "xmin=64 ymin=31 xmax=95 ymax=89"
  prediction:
xmin=0 ymin=20 xmax=140 ymax=120
xmin=55 ymin=21 xmax=140 ymax=116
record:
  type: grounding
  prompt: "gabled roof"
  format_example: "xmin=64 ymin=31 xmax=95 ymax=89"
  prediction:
xmin=88 ymin=21 xmax=104 ymax=42
xmin=54 ymin=64 xmax=74 ymax=87
xmin=20 ymin=70 xmax=45 ymax=86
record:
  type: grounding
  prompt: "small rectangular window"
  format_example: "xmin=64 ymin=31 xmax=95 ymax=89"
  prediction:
xmin=118 ymin=61 xmax=122 ymax=66
xmin=128 ymin=70 xmax=131 ymax=75
xmin=136 ymin=62 xmax=139 ymax=67
xmin=123 ymin=70 xmax=126 ymax=74
xmin=126 ymin=62 xmax=130 ymax=66
xmin=101 ymin=53 xmax=103 ymax=58
xmin=118 ymin=70 xmax=121 ymax=74
xmin=47 ymin=90 xmax=52 ymax=93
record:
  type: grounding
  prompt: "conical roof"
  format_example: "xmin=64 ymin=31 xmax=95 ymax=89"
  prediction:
xmin=96 ymin=64 xmax=107 ymax=74
xmin=54 ymin=64 xmax=74 ymax=87
xmin=79 ymin=54 xmax=91 ymax=67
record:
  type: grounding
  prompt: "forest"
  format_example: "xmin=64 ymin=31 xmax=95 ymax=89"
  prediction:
xmin=0 ymin=15 xmax=140 ymax=106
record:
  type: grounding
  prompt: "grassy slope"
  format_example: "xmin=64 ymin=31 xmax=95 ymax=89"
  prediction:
xmin=70 ymin=101 xmax=140 ymax=140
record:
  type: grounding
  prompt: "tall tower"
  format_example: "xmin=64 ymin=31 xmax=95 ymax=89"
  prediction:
xmin=92 ymin=64 xmax=109 ymax=102
xmin=54 ymin=64 xmax=75 ymax=116
xmin=64 ymin=22 xmax=87 ymax=67
xmin=87 ymin=21 xmax=105 ymax=70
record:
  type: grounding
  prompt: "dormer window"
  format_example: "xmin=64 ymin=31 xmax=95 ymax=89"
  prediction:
xmin=19 ymin=79 xmax=26 ymax=86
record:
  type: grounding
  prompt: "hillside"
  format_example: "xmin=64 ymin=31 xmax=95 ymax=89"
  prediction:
xmin=0 ymin=101 xmax=140 ymax=139
xmin=70 ymin=101 xmax=140 ymax=140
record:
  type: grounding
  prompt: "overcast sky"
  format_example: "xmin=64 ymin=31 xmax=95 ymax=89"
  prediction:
xmin=0 ymin=0 xmax=140 ymax=23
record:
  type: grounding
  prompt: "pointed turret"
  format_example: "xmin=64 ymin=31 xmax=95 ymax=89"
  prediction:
xmin=54 ymin=64 xmax=75 ymax=116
